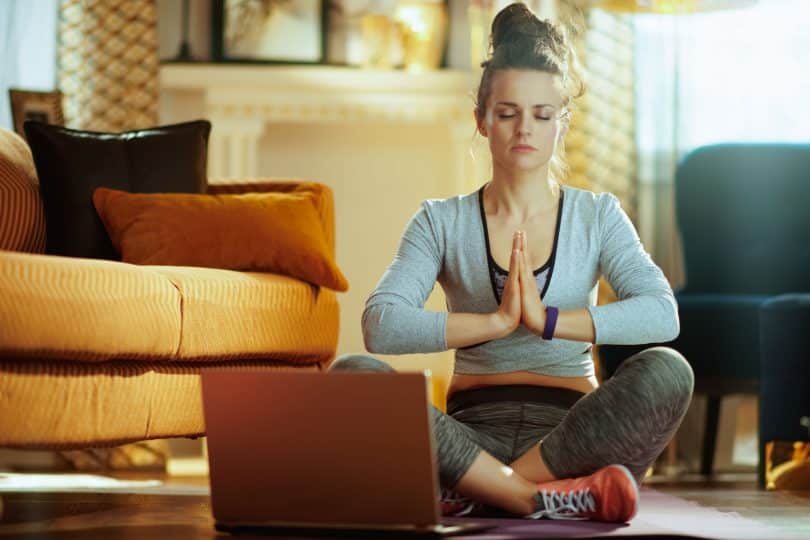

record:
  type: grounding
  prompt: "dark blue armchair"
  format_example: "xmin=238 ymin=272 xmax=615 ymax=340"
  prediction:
xmin=598 ymin=144 xmax=810 ymax=483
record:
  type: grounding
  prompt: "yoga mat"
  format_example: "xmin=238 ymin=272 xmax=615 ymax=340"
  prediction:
xmin=444 ymin=488 xmax=806 ymax=539
xmin=0 ymin=477 xmax=803 ymax=538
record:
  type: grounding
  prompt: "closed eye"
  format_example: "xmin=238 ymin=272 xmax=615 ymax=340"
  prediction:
xmin=497 ymin=114 xmax=552 ymax=121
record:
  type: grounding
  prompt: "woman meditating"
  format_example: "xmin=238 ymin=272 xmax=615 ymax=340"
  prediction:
xmin=330 ymin=2 xmax=693 ymax=523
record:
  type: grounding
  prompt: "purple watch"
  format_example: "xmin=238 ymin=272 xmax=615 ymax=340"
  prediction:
xmin=542 ymin=306 xmax=559 ymax=340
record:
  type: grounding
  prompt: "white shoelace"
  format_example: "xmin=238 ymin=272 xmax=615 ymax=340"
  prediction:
xmin=527 ymin=488 xmax=595 ymax=520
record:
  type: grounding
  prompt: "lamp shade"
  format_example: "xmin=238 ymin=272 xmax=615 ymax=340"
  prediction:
xmin=592 ymin=0 xmax=757 ymax=13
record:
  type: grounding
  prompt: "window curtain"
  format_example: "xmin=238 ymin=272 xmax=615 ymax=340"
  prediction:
xmin=634 ymin=0 xmax=810 ymax=292
xmin=0 ymin=1 xmax=59 ymax=130
xmin=58 ymin=0 xmax=159 ymax=131
xmin=0 ymin=0 xmax=160 ymax=133
xmin=634 ymin=14 xmax=684 ymax=290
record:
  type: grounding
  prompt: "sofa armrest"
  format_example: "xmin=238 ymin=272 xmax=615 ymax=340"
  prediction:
xmin=207 ymin=179 xmax=335 ymax=256
xmin=0 ymin=127 xmax=46 ymax=254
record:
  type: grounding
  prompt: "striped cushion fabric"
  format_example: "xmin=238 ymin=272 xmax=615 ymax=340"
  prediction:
xmin=0 ymin=250 xmax=339 ymax=364
xmin=0 ymin=128 xmax=45 ymax=253
xmin=0 ymin=359 xmax=321 ymax=448
xmin=0 ymin=250 xmax=181 ymax=361
xmin=146 ymin=266 xmax=340 ymax=363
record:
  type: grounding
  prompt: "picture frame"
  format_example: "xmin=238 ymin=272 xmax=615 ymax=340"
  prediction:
xmin=212 ymin=0 xmax=328 ymax=64
xmin=8 ymin=89 xmax=64 ymax=139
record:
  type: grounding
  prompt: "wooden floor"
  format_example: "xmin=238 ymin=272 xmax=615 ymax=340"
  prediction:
xmin=648 ymin=476 xmax=810 ymax=539
xmin=0 ymin=474 xmax=808 ymax=539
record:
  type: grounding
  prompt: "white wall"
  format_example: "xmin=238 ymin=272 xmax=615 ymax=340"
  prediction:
xmin=256 ymin=122 xmax=462 ymax=377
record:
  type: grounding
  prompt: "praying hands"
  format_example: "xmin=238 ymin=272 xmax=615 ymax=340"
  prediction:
xmin=493 ymin=230 xmax=548 ymax=336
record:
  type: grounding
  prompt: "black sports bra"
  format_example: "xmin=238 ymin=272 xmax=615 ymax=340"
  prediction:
xmin=479 ymin=186 xmax=564 ymax=304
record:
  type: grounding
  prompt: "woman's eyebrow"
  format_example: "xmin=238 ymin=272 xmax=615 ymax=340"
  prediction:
xmin=495 ymin=102 xmax=556 ymax=109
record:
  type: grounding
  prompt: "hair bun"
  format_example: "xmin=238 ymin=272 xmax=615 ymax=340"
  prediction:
xmin=490 ymin=2 xmax=547 ymax=50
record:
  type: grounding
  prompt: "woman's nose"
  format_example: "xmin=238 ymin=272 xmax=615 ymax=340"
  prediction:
xmin=517 ymin=113 xmax=532 ymax=136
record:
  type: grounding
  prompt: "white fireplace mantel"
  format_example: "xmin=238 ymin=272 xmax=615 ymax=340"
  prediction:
xmin=160 ymin=63 xmax=481 ymax=191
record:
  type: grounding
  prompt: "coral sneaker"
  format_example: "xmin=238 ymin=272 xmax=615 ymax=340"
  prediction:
xmin=528 ymin=464 xmax=639 ymax=522
xmin=439 ymin=489 xmax=478 ymax=517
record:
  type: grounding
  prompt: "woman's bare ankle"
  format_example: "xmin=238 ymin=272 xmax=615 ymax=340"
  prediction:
xmin=453 ymin=451 xmax=539 ymax=515
xmin=515 ymin=477 xmax=540 ymax=515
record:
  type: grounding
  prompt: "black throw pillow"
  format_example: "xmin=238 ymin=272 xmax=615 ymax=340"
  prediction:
xmin=24 ymin=119 xmax=211 ymax=260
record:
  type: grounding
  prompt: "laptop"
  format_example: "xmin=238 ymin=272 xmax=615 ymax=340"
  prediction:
xmin=201 ymin=370 xmax=495 ymax=536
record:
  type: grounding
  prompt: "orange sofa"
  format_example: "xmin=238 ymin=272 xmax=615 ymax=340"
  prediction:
xmin=0 ymin=128 xmax=340 ymax=450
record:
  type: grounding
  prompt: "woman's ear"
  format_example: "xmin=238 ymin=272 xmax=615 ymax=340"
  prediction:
xmin=473 ymin=111 xmax=487 ymax=137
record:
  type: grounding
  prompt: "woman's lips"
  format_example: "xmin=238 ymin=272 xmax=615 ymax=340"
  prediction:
xmin=512 ymin=145 xmax=537 ymax=152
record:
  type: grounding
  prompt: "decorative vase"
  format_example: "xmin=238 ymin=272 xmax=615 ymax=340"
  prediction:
xmin=394 ymin=0 xmax=448 ymax=72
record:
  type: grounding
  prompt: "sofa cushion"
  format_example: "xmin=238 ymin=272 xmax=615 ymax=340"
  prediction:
xmin=207 ymin=180 xmax=336 ymax=256
xmin=0 ymin=250 xmax=339 ymax=363
xmin=92 ymin=187 xmax=349 ymax=292
xmin=146 ymin=266 xmax=339 ymax=362
xmin=0 ymin=359 xmax=320 ymax=448
xmin=0 ymin=250 xmax=181 ymax=361
xmin=23 ymin=120 xmax=210 ymax=260
xmin=0 ymin=128 xmax=45 ymax=253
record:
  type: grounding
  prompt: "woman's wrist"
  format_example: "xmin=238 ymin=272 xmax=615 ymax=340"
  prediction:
xmin=529 ymin=309 xmax=547 ymax=336
xmin=489 ymin=311 xmax=516 ymax=338
xmin=542 ymin=306 xmax=559 ymax=340
xmin=447 ymin=312 xmax=515 ymax=349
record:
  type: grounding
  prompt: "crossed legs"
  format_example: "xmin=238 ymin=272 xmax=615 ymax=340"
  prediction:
xmin=517 ymin=346 xmax=694 ymax=485
xmin=329 ymin=346 xmax=694 ymax=515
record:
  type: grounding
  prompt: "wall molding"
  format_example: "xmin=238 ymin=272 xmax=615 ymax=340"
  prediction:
xmin=160 ymin=64 xmax=480 ymax=190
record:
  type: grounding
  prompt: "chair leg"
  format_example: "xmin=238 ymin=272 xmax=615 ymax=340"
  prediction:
xmin=702 ymin=396 xmax=722 ymax=477
xmin=758 ymin=436 xmax=767 ymax=489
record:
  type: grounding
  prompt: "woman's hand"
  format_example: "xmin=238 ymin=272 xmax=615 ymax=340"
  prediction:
xmin=518 ymin=230 xmax=547 ymax=335
xmin=491 ymin=231 xmax=523 ymax=337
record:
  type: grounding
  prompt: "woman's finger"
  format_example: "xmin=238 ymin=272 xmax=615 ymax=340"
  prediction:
xmin=509 ymin=248 xmax=520 ymax=283
xmin=521 ymin=245 xmax=541 ymax=294
xmin=516 ymin=248 xmax=526 ymax=283
xmin=521 ymin=250 xmax=531 ymax=292
xmin=520 ymin=238 xmax=531 ymax=274
xmin=510 ymin=232 xmax=522 ymax=283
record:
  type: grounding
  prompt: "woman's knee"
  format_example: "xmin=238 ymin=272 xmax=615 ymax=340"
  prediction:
xmin=618 ymin=346 xmax=694 ymax=401
xmin=328 ymin=353 xmax=396 ymax=373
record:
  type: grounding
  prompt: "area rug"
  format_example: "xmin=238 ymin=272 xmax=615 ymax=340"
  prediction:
xmin=446 ymin=488 xmax=805 ymax=539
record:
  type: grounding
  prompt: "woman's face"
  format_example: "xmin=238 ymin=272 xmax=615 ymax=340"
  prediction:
xmin=478 ymin=69 xmax=568 ymax=174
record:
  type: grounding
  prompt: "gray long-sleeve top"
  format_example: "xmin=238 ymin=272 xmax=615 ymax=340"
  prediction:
xmin=362 ymin=184 xmax=679 ymax=378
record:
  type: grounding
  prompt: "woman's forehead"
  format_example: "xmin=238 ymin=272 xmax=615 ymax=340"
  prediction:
xmin=489 ymin=69 xmax=564 ymax=107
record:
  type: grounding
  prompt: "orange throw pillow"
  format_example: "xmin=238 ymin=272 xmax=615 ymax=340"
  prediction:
xmin=93 ymin=187 xmax=349 ymax=292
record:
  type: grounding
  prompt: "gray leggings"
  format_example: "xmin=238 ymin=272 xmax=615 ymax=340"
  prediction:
xmin=328 ymin=346 xmax=694 ymax=489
